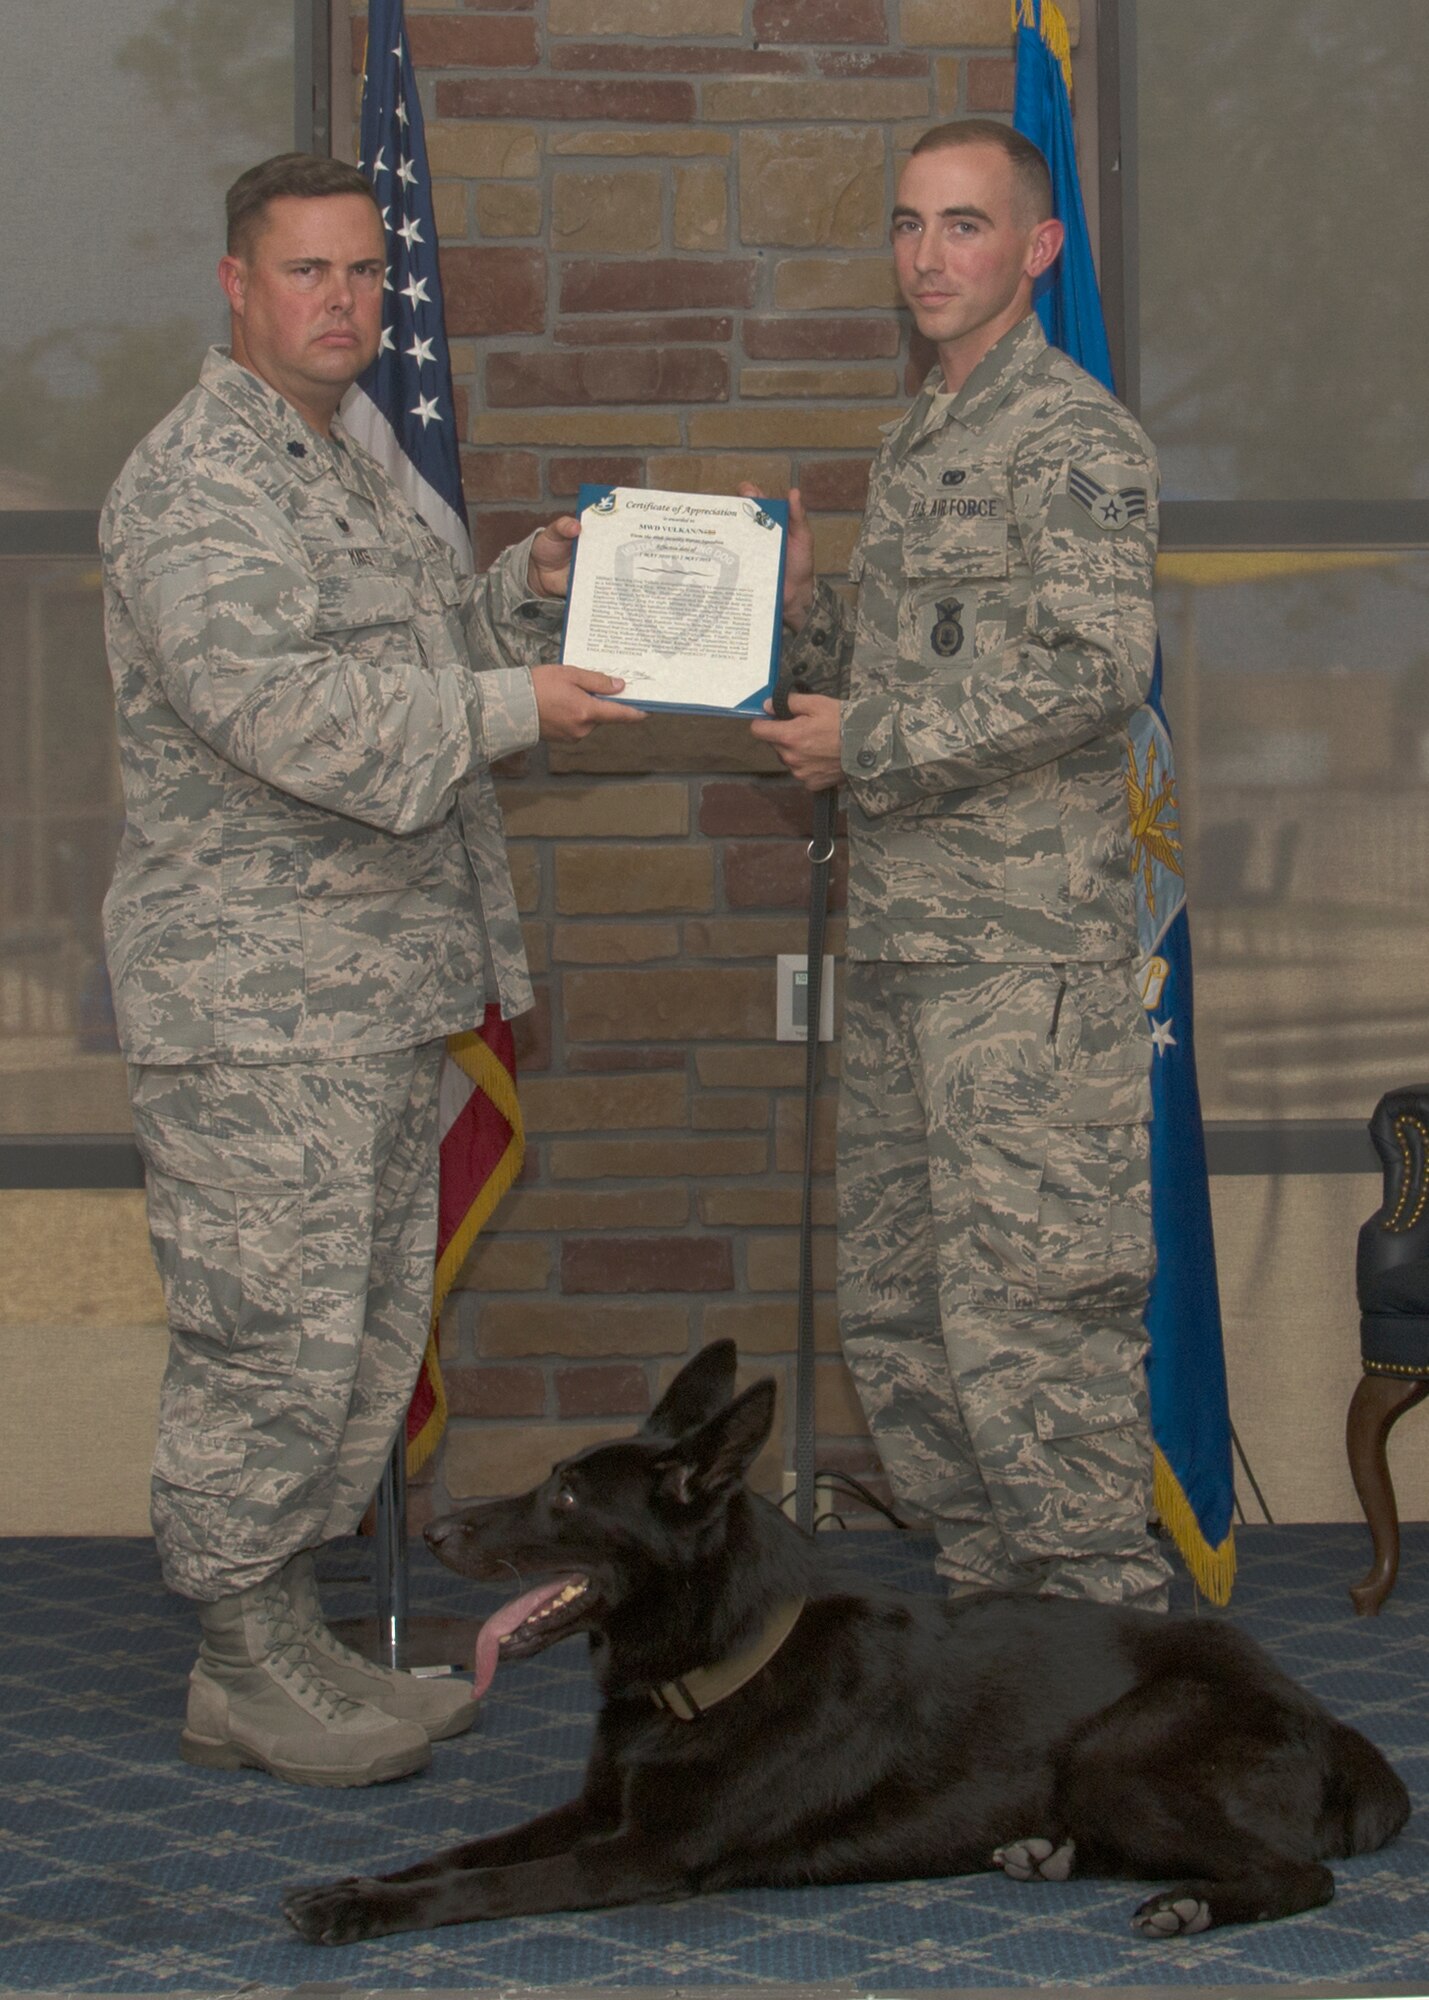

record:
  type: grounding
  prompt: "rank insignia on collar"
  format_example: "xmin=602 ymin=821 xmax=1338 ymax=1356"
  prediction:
xmin=1067 ymin=466 xmax=1147 ymax=530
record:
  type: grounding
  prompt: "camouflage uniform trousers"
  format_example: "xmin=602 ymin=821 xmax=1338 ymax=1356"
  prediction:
xmin=128 ymin=1041 xmax=446 ymax=1601
xmin=838 ymin=961 xmax=1172 ymax=1609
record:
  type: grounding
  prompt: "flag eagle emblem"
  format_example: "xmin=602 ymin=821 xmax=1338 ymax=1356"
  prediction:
xmin=1126 ymin=728 xmax=1182 ymax=923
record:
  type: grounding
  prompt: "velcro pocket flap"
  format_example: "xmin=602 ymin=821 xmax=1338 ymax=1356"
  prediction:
xmin=902 ymin=515 xmax=1009 ymax=581
xmin=973 ymin=1061 xmax=1151 ymax=1127
xmin=313 ymin=563 xmax=412 ymax=631
xmin=1032 ymin=1377 xmax=1141 ymax=1444
xmin=132 ymin=1112 xmax=303 ymax=1192
xmin=151 ymin=1425 xmax=246 ymax=1495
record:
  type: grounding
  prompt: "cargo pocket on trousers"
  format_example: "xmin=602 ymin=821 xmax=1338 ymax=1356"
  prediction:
xmin=151 ymin=1410 xmax=246 ymax=1500
xmin=133 ymin=1114 xmax=306 ymax=1380
xmin=968 ymin=1061 xmax=1152 ymax=1310
xmin=998 ymin=1374 xmax=1151 ymax=1559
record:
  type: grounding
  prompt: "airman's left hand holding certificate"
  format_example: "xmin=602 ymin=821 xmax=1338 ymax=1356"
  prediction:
xmin=561 ymin=485 xmax=788 ymax=715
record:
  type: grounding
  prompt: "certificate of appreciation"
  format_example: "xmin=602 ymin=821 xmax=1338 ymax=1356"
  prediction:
xmin=561 ymin=485 xmax=788 ymax=715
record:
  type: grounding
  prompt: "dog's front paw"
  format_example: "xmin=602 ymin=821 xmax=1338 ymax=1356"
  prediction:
xmin=1132 ymin=1890 xmax=1212 ymax=1938
xmin=282 ymin=1877 xmax=397 ymax=1946
xmin=992 ymin=1835 xmax=1076 ymax=1882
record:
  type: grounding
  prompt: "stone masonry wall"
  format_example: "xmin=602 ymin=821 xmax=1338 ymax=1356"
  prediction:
xmin=348 ymin=0 xmax=1081 ymax=1525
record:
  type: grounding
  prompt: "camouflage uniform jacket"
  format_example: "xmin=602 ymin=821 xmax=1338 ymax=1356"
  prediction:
xmin=783 ymin=314 xmax=1159 ymax=965
xmin=101 ymin=347 xmax=560 ymax=1064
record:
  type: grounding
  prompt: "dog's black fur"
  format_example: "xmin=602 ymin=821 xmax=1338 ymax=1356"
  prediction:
xmin=283 ymin=1341 xmax=1409 ymax=1947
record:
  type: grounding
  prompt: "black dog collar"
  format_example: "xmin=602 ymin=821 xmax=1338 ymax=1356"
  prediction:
xmin=650 ymin=1596 xmax=806 ymax=1722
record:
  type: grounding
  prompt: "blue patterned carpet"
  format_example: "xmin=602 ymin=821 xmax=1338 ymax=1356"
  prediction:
xmin=1 ymin=1522 xmax=1426 ymax=1994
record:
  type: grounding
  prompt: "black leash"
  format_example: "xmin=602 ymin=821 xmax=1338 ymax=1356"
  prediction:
xmin=793 ymin=786 xmax=836 ymax=1535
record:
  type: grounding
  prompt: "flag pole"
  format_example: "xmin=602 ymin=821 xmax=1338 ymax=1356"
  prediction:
xmin=333 ymin=1446 xmax=474 ymax=1671
xmin=328 ymin=0 xmax=522 ymax=1673
xmin=374 ymin=1442 xmax=409 ymax=1671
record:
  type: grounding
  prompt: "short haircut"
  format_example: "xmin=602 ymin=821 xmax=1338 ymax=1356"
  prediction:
xmin=225 ymin=153 xmax=380 ymax=259
xmin=910 ymin=119 xmax=1054 ymax=224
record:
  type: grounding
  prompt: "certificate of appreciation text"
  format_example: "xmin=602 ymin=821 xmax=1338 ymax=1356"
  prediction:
xmin=561 ymin=485 xmax=788 ymax=715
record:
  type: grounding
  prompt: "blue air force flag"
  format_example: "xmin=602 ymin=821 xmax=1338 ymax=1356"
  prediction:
xmin=1013 ymin=0 xmax=1236 ymax=1601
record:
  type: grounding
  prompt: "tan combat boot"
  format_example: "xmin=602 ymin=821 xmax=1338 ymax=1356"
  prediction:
xmin=283 ymin=1549 xmax=477 ymax=1742
xmin=182 ymin=1573 xmax=431 ymax=1787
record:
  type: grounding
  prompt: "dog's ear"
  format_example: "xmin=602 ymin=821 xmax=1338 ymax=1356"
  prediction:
xmin=655 ymin=1377 xmax=775 ymax=1507
xmin=642 ymin=1339 xmax=740 ymax=1440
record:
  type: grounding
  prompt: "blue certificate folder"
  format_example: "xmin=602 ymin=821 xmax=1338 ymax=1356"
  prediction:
xmin=561 ymin=484 xmax=789 ymax=716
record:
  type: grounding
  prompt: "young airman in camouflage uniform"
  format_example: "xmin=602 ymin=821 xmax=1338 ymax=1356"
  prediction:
xmin=753 ymin=121 xmax=1172 ymax=1609
xmin=101 ymin=155 xmax=640 ymax=1787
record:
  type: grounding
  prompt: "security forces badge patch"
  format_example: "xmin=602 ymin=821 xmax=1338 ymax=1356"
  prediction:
xmin=1068 ymin=465 xmax=1148 ymax=532
xmin=930 ymin=596 xmax=965 ymax=657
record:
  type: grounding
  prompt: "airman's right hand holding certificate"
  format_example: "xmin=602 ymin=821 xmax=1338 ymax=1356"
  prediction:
xmin=561 ymin=485 xmax=788 ymax=716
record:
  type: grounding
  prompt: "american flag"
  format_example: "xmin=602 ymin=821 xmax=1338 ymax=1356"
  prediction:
xmin=346 ymin=0 xmax=525 ymax=1475
xmin=345 ymin=0 xmax=470 ymax=564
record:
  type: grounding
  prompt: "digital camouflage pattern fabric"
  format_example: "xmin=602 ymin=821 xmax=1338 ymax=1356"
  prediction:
xmin=839 ymin=960 xmax=1165 ymax=1605
xmin=101 ymin=345 xmax=558 ymax=1604
xmin=100 ymin=347 xmax=561 ymax=1065
xmin=131 ymin=1043 xmax=445 ymax=1600
xmin=783 ymin=314 xmax=1170 ymax=1606
xmin=784 ymin=314 xmax=1160 ymax=968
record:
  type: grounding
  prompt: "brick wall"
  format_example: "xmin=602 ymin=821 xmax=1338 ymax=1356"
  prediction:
xmin=352 ymin=0 xmax=1082 ymax=1523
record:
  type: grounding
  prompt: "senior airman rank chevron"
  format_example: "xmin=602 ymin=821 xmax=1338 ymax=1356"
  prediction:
xmin=1015 ymin=0 xmax=1236 ymax=1603
xmin=346 ymin=0 xmax=525 ymax=1477
xmin=1067 ymin=466 xmax=1149 ymax=531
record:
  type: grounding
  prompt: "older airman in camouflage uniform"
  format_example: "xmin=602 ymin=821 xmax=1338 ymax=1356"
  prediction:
xmin=101 ymin=154 xmax=638 ymax=1787
xmin=754 ymin=121 xmax=1171 ymax=1610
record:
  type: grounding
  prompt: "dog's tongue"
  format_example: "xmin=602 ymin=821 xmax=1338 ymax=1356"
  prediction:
xmin=472 ymin=1578 xmax=578 ymax=1700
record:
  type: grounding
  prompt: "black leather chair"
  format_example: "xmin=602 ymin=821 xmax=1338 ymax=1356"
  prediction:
xmin=1347 ymin=1085 xmax=1429 ymax=1614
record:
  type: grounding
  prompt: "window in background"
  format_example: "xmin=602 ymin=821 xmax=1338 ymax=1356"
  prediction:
xmin=1121 ymin=0 xmax=1429 ymax=1143
xmin=0 ymin=560 xmax=126 ymax=1136
xmin=0 ymin=0 xmax=305 ymax=1145
xmin=0 ymin=0 xmax=297 ymax=511
xmin=1132 ymin=0 xmax=1429 ymax=505
xmin=1156 ymin=550 xmax=1429 ymax=1124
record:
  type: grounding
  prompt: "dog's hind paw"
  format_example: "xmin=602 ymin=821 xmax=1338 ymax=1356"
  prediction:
xmin=1132 ymin=1891 xmax=1212 ymax=1938
xmin=282 ymin=1878 xmax=398 ymax=1947
xmin=992 ymin=1836 xmax=1076 ymax=1882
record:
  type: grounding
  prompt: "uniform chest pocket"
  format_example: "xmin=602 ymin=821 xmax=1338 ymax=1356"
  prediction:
xmin=400 ymin=516 xmax=469 ymax=610
xmin=311 ymin=556 xmax=414 ymax=633
xmin=901 ymin=506 xmax=1010 ymax=582
xmin=898 ymin=504 xmax=1010 ymax=671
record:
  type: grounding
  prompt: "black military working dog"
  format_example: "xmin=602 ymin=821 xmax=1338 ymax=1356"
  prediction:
xmin=283 ymin=1341 xmax=1409 ymax=1947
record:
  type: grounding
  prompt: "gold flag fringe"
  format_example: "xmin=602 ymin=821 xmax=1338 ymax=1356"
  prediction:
xmin=405 ymin=1329 xmax=448 ymax=1478
xmin=1013 ymin=0 xmax=1074 ymax=99
xmin=407 ymin=1029 xmax=526 ymax=1477
xmin=1154 ymin=1446 xmax=1237 ymax=1605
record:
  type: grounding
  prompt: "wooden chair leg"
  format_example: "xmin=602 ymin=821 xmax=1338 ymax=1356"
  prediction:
xmin=1346 ymin=1372 xmax=1429 ymax=1615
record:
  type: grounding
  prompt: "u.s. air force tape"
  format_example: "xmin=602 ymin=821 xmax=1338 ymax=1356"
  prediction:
xmin=1067 ymin=466 xmax=1148 ymax=532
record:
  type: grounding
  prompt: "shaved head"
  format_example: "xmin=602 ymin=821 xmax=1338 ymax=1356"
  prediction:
xmin=911 ymin=119 xmax=1053 ymax=226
